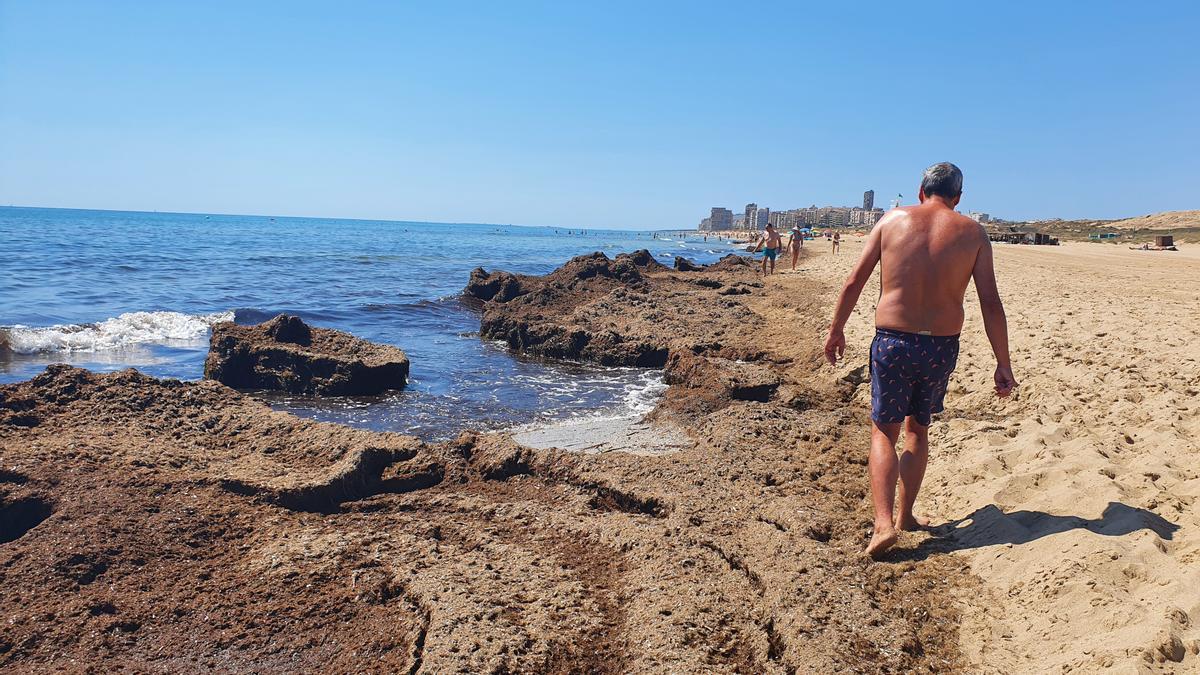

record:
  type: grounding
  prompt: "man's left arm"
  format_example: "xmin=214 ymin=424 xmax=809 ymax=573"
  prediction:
xmin=824 ymin=223 xmax=883 ymax=364
xmin=971 ymin=230 xmax=1017 ymax=396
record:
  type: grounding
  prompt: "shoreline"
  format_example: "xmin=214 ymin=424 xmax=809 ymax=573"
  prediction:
xmin=0 ymin=248 xmax=967 ymax=671
xmin=3 ymin=242 xmax=1196 ymax=670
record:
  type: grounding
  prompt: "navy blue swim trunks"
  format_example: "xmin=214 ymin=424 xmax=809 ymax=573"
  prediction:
xmin=870 ymin=328 xmax=960 ymax=427
xmin=763 ymin=247 xmax=778 ymax=261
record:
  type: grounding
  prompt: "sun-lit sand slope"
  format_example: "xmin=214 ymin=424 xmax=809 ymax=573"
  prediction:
xmin=1108 ymin=210 xmax=1200 ymax=231
xmin=817 ymin=238 xmax=1200 ymax=672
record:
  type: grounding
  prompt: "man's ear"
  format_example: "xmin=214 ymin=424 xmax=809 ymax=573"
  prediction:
xmin=917 ymin=187 xmax=926 ymax=203
xmin=950 ymin=194 xmax=962 ymax=209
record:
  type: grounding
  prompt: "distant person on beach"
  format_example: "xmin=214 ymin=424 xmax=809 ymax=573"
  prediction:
xmin=787 ymin=226 xmax=804 ymax=271
xmin=832 ymin=230 xmax=842 ymax=254
xmin=752 ymin=224 xmax=783 ymax=275
xmin=823 ymin=162 xmax=1017 ymax=559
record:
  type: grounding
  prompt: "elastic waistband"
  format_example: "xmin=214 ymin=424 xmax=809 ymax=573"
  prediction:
xmin=874 ymin=327 xmax=960 ymax=342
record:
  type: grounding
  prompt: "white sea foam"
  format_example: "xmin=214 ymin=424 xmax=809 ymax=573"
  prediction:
xmin=622 ymin=369 xmax=668 ymax=415
xmin=0 ymin=310 xmax=235 ymax=354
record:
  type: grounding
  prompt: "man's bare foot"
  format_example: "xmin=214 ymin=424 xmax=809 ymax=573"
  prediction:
xmin=865 ymin=526 xmax=899 ymax=559
xmin=895 ymin=513 xmax=930 ymax=531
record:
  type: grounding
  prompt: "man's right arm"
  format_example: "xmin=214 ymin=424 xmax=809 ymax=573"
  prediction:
xmin=823 ymin=222 xmax=883 ymax=364
xmin=971 ymin=231 xmax=1017 ymax=396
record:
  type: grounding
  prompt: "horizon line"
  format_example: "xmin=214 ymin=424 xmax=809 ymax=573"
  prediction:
xmin=0 ymin=202 xmax=1189 ymax=229
xmin=0 ymin=203 xmax=683 ymax=233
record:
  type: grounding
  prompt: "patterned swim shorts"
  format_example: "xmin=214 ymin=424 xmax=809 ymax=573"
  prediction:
xmin=870 ymin=328 xmax=960 ymax=427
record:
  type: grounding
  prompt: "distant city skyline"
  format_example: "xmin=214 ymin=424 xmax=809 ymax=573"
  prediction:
xmin=700 ymin=189 xmax=889 ymax=231
xmin=1 ymin=2 xmax=1197 ymax=229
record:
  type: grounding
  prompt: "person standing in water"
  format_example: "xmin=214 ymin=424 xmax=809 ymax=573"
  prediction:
xmin=752 ymin=223 xmax=783 ymax=276
xmin=787 ymin=226 xmax=804 ymax=271
xmin=823 ymin=162 xmax=1016 ymax=559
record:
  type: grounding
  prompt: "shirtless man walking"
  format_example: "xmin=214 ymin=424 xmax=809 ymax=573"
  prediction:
xmin=752 ymin=223 xmax=784 ymax=276
xmin=823 ymin=162 xmax=1017 ymax=558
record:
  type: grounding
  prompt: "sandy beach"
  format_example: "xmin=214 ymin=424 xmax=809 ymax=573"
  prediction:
xmin=811 ymin=239 xmax=1200 ymax=671
xmin=3 ymin=1 xmax=1195 ymax=670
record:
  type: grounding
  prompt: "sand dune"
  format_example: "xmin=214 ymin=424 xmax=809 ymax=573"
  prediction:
xmin=815 ymin=240 xmax=1200 ymax=672
xmin=1107 ymin=210 xmax=1200 ymax=231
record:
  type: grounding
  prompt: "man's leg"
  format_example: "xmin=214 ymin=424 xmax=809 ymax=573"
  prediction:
xmin=867 ymin=420 xmax=903 ymax=558
xmin=896 ymin=416 xmax=930 ymax=530
xmin=760 ymin=256 xmax=767 ymax=276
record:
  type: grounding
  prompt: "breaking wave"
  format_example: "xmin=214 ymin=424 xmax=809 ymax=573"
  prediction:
xmin=623 ymin=369 xmax=669 ymax=415
xmin=0 ymin=310 xmax=235 ymax=355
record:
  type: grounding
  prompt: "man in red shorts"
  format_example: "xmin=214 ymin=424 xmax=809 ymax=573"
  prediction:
xmin=823 ymin=162 xmax=1017 ymax=558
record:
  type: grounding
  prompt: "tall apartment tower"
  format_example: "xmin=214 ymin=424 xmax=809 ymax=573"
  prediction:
xmin=756 ymin=207 xmax=770 ymax=230
xmin=863 ymin=190 xmax=875 ymax=210
xmin=744 ymin=203 xmax=758 ymax=230
xmin=710 ymin=207 xmax=733 ymax=230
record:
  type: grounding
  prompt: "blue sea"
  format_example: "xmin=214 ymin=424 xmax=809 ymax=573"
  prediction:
xmin=0 ymin=207 xmax=738 ymax=439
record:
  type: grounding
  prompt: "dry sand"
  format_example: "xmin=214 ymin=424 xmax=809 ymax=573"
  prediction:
xmin=807 ymin=239 xmax=1200 ymax=672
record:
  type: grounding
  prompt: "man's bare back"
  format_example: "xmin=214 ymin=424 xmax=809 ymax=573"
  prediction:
xmin=873 ymin=202 xmax=985 ymax=336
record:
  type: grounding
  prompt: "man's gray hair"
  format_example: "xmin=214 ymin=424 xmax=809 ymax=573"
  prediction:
xmin=921 ymin=162 xmax=963 ymax=199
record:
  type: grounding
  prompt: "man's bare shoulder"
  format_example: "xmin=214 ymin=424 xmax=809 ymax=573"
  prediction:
xmin=948 ymin=210 xmax=983 ymax=228
xmin=874 ymin=208 xmax=912 ymax=232
xmin=947 ymin=211 xmax=989 ymax=241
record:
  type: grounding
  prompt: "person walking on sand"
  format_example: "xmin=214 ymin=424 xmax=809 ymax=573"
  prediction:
xmin=787 ymin=226 xmax=804 ymax=271
xmin=831 ymin=230 xmax=842 ymax=254
xmin=752 ymin=223 xmax=783 ymax=276
xmin=823 ymin=162 xmax=1017 ymax=559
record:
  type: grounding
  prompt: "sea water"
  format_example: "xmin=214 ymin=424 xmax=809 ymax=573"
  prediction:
xmin=0 ymin=207 xmax=737 ymax=439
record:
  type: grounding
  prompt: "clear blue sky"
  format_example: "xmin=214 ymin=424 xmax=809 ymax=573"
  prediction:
xmin=1 ymin=1 xmax=1197 ymax=228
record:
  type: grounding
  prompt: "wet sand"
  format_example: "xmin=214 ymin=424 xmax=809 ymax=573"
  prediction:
xmin=511 ymin=415 xmax=692 ymax=455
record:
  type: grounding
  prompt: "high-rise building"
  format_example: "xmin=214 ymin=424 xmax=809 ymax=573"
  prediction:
xmin=756 ymin=207 xmax=770 ymax=230
xmin=770 ymin=210 xmax=798 ymax=229
xmin=708 ymin=207 xmax=733 ymax=231
xmin=745 ymin=203 xmax=758 ymax=230
xmin=863 ymin=190 xmax=874 ymax=210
